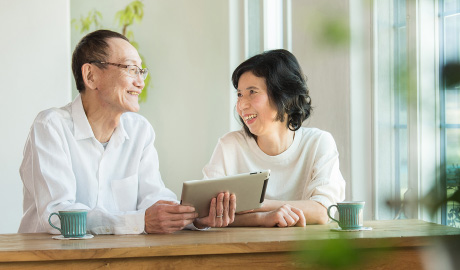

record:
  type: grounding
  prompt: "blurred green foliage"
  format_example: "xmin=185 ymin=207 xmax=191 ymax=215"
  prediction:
xmin=115 ymin=0 xmax=144 ymax=37
xmin=71 ymin=0 xmax=150 ymax=103
xmin=305 ymin=5 xmax=351 ymax=49
xmin=295 ymin=238 xmax=364 ymax=269
xmin=71 ymin=9 xmax=103 ymax=33
xmin=295 ymin=61 xmax=460 ymax=269
xmin=444 ymin=62 xmax=460 ymax=88
xmin=319 ymin=18 xmax=350 ymax=47
xmin=442 ymin=62 xmax=460 ymax=227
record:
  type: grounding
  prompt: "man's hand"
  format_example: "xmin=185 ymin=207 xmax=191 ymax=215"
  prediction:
xmin=194 ymin=192 xmax=236 ymax=228
xmin=145 ymin=200 xmax=198 ymax=234
xmin=256 ymin=204 xmax=306 ymax=227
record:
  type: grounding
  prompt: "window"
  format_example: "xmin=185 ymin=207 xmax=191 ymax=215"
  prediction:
xmin=374 ymin=0 xmax=440 ymax=223
xmin=245 ymin=0 xmax=289 ymax=57
xmin=439 ymin=0 xmax=460 ymax=227
xmin=393 ymin=0 xmax=409 ymax=220
xmin=230 ymin=0 xmax=291 ymax=131
xmin=264 ymin=0 xmax=283 ymax=50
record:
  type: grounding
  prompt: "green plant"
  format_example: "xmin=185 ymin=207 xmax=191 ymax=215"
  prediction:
xmin=446 ymin=164 xmax=460 ymax=227
xmin=71 ymin=9 xmax=103 ymax=33
xmin=295 ymin=238 xmax=365 ymax=269
xmin=72 ymin=0 xmax=150 ymax=102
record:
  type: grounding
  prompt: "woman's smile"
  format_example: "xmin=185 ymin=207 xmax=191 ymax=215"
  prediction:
xmin=243 ymin=114 xmax=258 ymax=125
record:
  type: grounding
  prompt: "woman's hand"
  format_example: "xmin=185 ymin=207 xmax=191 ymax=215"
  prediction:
xmin=256 ymin=204 xmax=306 ymax=227
xmin=193 ymin=192 xmax=236 ymax=228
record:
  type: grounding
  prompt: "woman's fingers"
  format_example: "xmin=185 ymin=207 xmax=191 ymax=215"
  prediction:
xmin=280 ymin=205 xmax=297 ymax=227
xmin=267 ymin=204 xmax=306 ymax=228
xmin=222 ymin=192 xmax=230 ymax=226
xmin=290 ymin=206 xmax=306 ymax=227
xmin=283 ymin=205 xmax=300 ymax=226
xmin=276 ymin=212 xmax=288 ymax=227
xmin=229 ymin=194 xmax=236 ymax=223
xmin=214 ymin=192 xmax=236 ymax=227
xmin=208 ymin=197 xmax=217 ymax=227
xmin=215 ymin=193 xmax=224 ymax=227
xmin=196 ymin=193 xmax=239 ymax=228
xmin=196 ymin=193 xmax=237 ymax=228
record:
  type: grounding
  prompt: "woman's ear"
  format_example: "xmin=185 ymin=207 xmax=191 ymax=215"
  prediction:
xmin=82 ymin=63 xmax=97 ymax=90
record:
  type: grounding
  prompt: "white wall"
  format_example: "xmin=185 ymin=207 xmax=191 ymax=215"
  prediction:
xmin=291 ymin=0 xmax=374 ymax=219
xmin=71 ymin=0 xmax=232 ymax=196
xmin=0 ymin=0 xmax=71 ymax=233
xmin=0 ymin=0 xmax=231 ymax=234
xmin=291 ymin=0 xmax=352 ymax=195
xmin=136 ymin=0 xmax=231 ymax=195
xmin=0 ymin=0 xmax=371 ymax=233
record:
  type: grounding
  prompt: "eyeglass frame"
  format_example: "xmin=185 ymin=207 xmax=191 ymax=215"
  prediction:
xmin=89 ymin=61 xmax=149 ymax=80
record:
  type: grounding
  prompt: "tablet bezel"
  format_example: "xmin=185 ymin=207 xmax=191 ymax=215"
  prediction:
xmin=180 ymin=170 xmax=270 ymax=218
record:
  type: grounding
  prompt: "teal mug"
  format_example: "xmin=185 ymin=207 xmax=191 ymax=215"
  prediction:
xmin=48 ymin=210 xmax=88 ymax=238
xmin=327 ymin=201 xmax=365 ymax=230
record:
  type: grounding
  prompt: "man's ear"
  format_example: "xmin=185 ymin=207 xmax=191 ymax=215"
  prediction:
xmin=82 ymin=63 xmax=97 ymax=90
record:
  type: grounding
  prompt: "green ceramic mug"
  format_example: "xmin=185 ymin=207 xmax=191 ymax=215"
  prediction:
xmin=48 ymin=210 xmax=88 ymax=238
xmin=327 ymin=201 xmax=365 ymax=230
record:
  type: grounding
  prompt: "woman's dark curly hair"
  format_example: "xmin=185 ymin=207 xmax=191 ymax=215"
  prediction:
xmin=232 ymin=49 xmax=312 ymax=138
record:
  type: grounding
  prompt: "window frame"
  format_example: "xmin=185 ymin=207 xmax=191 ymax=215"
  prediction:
xmin=439 ymin=0 xmax=460 ymax=226
xmin=372 ymin=0 xmax=441 ymax=223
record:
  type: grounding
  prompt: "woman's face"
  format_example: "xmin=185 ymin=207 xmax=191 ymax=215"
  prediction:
xmin=236 ymin=71 xmax=283 ymax=137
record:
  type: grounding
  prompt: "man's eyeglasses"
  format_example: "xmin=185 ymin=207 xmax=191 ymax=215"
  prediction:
xmin=90 ymin=61 xmax=149 ymax=80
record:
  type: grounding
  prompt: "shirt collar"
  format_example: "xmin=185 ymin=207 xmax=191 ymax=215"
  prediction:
xmin=109 ymin=117 xmax=130 ymax=149
xmin=71 ymin=94 xmax=95 ymax=141
xmin=71 ymin=94 xmax=130 ymax=146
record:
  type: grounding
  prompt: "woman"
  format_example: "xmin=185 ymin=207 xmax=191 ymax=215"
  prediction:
xmin=203 ymin=49 xmax=345 ymax=227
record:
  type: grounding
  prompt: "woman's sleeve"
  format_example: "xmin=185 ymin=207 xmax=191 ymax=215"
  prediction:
xmin=304 ymin=132 xmax=346 ymax=209
xmin=202 ymin=139 xmax=228 ymax=180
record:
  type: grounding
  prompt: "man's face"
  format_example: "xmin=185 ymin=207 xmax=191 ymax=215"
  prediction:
xmin=94 ymin=38 xmax=145 ymax=113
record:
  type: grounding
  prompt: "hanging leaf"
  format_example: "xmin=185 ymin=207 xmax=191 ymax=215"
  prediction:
xmin=126 ymin=30 xmax=135 ymax=41
xmin=115 ymin=0 xmax=144 ymax=28
xmin=75 ymin=9 xmax=103 ymax=34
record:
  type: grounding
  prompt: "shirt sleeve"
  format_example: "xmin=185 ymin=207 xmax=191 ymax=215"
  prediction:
xmin=184 ymin=222 xmax=210 ymax=231
xmin=136 ymin=125 xmax=178 ymax=210
xmin=25 ymin=118 xmax=94 ymax=234
xmin=305 ymin=132 xmax=346 ymax=213
xmin=26 ymin=117 xmax=171 ymax=235
xmin=202 ymin=139 xmax=228 ymax=180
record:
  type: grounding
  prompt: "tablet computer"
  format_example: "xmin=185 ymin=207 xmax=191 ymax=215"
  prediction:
xmin=180 ymin=170 xmax=270 ymax=218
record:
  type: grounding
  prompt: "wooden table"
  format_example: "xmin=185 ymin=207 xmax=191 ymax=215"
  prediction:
xmin=1 ymin=219 xmax=459 ymax=269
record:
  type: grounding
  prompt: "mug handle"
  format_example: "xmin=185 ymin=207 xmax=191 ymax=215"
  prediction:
xmin=48 ymin=212 xmax=62 ymax=234
xmin=327 ymin=205 xmax=340 ymax=224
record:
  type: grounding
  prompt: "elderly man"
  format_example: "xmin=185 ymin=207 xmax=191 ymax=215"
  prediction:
xmin=18 ymin=30 xmax=235 ymax=234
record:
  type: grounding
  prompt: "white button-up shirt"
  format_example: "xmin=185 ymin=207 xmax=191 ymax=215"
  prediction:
xmin=18 ymin=95 xmax=177 ymax=234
